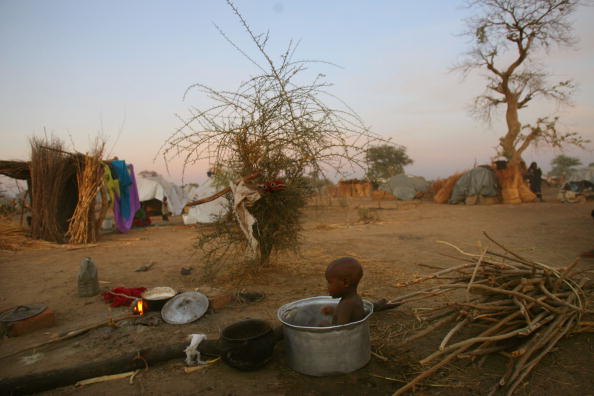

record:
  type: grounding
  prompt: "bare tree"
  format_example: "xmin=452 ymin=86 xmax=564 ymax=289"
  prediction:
xmin=457 ymin=0 xmax=589 ymax=201
xmin=161 ymin=1 xmax=387 ymax=268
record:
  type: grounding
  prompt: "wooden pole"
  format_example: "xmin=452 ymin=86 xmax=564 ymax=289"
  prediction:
xmin=0 ymin=342 xmax=187 ymax=395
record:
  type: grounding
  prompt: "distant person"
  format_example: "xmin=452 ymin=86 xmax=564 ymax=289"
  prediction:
xmin=320 ymin=257 xmax=366 ymax=326
xmin=161 ymin=196 xmax=171 ymax=221
xmin=527 ymin=162 xmax=543 ymax=201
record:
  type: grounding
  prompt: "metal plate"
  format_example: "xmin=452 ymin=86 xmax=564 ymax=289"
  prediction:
xmin=160 ymin=291 xmax=209 ymax=325
xmin=141 ymin=286 xmax=177 ymax=301
xmin=0 ymin=305 xmax=47 ymax=322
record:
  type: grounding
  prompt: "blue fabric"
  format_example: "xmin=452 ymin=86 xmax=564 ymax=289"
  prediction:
xmin=114 ymin=164 xmax=141 ymax=233
xmin=111 ymin=160 xmax=132 ymax=220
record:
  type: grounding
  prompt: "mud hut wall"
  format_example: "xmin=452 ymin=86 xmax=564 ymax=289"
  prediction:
xmin=335 ymin=180 xmax=372 ymax=198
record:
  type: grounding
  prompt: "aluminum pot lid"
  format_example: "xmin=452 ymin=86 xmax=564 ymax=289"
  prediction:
xmin=161 ymin=291 xmax=209 ymax=324
xmin=0 ymin=305 xmax=47 ymax=322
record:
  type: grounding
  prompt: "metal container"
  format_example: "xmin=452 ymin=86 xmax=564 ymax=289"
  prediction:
xmin=220 ymin=318 xmax=276 ymax=371
xmin=277 ymin=296 xmax=373 ymax=376
xmin=141 ymin=287 xmax=177 ymax=311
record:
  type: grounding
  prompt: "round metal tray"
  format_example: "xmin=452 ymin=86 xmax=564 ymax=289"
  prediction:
xmin=161 ymin=291 xmax=209 ymax=324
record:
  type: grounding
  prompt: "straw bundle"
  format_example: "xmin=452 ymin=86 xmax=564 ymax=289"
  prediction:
xmin=501 ymin=188 xmax=521 ymax=204
xmin=29 ymin=138 xmax=77 ymax=243
xmin=66 ymin=143 xmax=105 ymax=244
xmin=433 ymin=172 xmax=464 ymax=204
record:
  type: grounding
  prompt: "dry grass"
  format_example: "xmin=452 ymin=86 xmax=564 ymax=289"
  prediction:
xmin=0 ymin=222 xmax=56 ymax=251
xmin=66 ymin=142 xmax=105 ymax=244
xmin=433 ymin=172 xmax=465 ymax=204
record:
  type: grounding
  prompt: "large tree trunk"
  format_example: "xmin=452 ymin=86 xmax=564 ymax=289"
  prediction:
xmin=496 ymin=163 xmax=536 ymax=204
xmin=497 ymin=94 xmax=537 ymax=204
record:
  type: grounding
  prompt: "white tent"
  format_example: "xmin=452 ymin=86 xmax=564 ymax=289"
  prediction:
xmin=182 ymin=178 xmax=228 ymax=224
xmin=136 ymin=175 xmax=186 ymax=216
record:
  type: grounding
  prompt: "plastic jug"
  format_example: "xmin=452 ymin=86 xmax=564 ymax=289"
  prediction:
xmin=78 ymin=257 xmax=100 ymax=297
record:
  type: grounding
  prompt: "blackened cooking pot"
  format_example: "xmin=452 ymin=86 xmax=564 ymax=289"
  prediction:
xmin=220 ymin=318 xmax=276 ymax=371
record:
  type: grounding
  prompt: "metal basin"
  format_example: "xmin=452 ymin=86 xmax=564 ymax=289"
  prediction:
xmin=277 ymin=296 xmax=373 ymax=376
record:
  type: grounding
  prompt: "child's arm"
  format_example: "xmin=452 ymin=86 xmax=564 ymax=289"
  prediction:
xmin=332 ymin=302 xmax=354 ymax=325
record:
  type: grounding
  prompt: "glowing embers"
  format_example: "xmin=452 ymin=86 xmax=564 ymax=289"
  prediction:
xmin=132 ymin=299 xmax=147 ymax=315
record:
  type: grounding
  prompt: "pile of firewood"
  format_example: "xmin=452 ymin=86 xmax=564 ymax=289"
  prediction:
xmin=388 ymin=233 xmax=592 ymax=396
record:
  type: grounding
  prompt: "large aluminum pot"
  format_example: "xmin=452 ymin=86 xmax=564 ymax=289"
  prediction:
xmin=277 ymin=296 xmax=373 ymax=376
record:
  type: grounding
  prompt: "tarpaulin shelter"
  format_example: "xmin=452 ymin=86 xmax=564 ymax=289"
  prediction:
xmin=379 ymin=174 xmax=429 ymax=201
xmin=449 ymin=166 xmax=499 ymax=204
xmin=136 ymin=174 xmax=186 ymax=216
xmin=182 ymin=178 xmax=228 ymax=224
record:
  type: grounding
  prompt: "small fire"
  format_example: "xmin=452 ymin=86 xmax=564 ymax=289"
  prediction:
xmin=133 ymin=299 xmax=146 ymax=315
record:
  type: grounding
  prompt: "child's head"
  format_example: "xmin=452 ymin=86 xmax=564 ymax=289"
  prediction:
xmin=325 ymin=257 xmax=363 ymax=298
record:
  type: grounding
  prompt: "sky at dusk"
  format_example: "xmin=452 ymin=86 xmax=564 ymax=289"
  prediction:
xmin=1 ymin=0 xmax=593 ymax=187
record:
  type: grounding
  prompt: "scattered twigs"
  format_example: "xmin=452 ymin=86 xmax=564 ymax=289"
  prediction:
xmin=388 ymin=235 xmax=589 ymax=395
xmin=0 ymin=314 xmax=135 ymax=360
xmin=394 ymin=263 xmax=475 ymax=288
xmin=466 ymin=247 xmax=488 ymax=298
xmin=439 ymin=318 xmax=468 ymax=351
xmin=400 ymin=313 xmax=457 ymax=347
xmin=75 ymin=370 xmax=139 ymax=387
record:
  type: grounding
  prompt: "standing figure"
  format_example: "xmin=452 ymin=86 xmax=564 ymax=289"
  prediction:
xmin=527 ymin=162 xmax=543 ymax=201
xmin=161 ymin=196 xmax=171 ymax=221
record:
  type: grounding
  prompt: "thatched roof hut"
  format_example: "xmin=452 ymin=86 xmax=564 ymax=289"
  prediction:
xmin=0 ymin=160 xmax=30 ymax=180
xmin=1 ymin=139 xmax=106 ymax=244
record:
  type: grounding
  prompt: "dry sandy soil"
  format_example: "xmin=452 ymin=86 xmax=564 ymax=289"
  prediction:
xmin=1 ymin=186 xmax=593 ymax=396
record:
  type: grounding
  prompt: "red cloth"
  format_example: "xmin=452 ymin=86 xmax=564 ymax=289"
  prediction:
xmin=258 ymin=179 xmax=286 ymax=193
xmin=133 ymin=217 xmax=151 ymax=227
xmin=102 ymin=287 xmax=147 ymax=307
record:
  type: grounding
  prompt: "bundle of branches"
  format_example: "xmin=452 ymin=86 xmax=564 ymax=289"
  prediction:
xmin=66 ymin=142 xmax=105 ymax=244
xmin=388 ymin=233 xmax=591 ymax=396
xmin=29 ymin=137 xmax=78 ymax=243
xmin=162 ymin=1 xmax=389 ymax=268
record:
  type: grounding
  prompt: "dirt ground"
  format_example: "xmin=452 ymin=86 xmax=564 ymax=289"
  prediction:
xmin=1 ymin=186 xmax=593 ymax=396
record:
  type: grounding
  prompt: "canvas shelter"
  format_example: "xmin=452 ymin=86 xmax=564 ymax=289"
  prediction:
xmin=136 ymin=174 xmax=186 ymax=216
xmin=448 ymin=166 xmax=499 ymax=204
xmin=379 ymin=174 xmax=429 ymax=201
xmin=182 ymin=178 xmax=228 ymax=224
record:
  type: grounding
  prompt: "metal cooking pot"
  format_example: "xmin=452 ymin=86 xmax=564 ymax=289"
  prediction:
xmin=141 ymin=287 xmax=177 ymax=310
xmin=277 ymin=296 xmax=374 ymax=376
xmin=220 ymin=318 xmax=276 ymax=371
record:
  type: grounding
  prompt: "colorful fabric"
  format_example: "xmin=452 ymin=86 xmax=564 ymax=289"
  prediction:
xmin=102 ymin=287 xmax=147 ymax=307
xmin=114 ymin=163 xmax=141 ymax=233
xmin=101 ymin=162 xmax=119 ymax=205
xmin=111 ymin=160 xmax=132 ymax=219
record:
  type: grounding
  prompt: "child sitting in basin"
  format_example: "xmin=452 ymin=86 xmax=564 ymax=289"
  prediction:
xmin=322 ymin=257 xmax=366 ymax=325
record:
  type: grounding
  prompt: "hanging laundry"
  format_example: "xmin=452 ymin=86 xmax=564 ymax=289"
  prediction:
xmin=113 ymin=163 xmax=141 ymax=233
